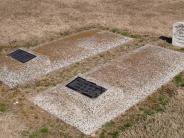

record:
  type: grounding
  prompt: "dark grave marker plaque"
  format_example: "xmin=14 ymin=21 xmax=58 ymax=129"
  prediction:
xmin=8 ymin=49 xmax=36 ymax=63
xmin=66 ymin=77 xmax=107 ymax=98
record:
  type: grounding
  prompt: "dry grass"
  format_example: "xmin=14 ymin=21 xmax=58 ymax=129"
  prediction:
xmin=119 ymin=89 xmax=184 ymax=138
xmin=97 ymin=81 xmax=184 ymax=138
xmin=0 ymin=0 xmax=183 ymax=47
xmin=0 ymin=113 xmax=27 ymax=138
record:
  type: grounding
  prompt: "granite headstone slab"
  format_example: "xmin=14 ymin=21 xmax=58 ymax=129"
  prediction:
xmin=173 ymin=22 xmax=184 ymax=47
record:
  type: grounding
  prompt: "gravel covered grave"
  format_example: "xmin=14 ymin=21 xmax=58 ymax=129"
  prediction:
xmin=31 ymin=45 xmax=184 ymax=134
xmin=0 ymin=30 xmax=132 ymax=87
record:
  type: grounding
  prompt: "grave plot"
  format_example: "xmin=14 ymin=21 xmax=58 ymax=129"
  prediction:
xmin=0 ymin=30 xmax=132 ymax=87
xmin=31 ymin=45 xmax=184 ymax=135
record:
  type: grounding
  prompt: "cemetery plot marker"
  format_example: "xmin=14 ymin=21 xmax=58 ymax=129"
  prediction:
xmin=66 ymin=77 xmax=107 ymax=98
xmin=8 ymin=49 xmax=36 ymax=63
xmin=173 ymin=22 xmax=184 ymax=47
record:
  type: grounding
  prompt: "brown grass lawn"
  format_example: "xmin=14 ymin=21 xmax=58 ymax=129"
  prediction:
xmin=0 ymin=0 xmax=184 ymax=138
xmin=0 ymin=0 xmax=183 ymax=47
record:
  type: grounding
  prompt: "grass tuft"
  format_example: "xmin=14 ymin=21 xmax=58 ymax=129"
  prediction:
xmin=142 ymin=108 xmax=155 ymax=116
xmin=119 ymin=122 xmax=133 ymax=131
xmin=110 ymin=28 xmax=142 ymax=39
xmin=29 ymin=127 xmax=49 ymax=138
xmin=103 ymin=121 xmax=114 ymax=129
xmin=40 ymin=127 xmax=49 ymax=133
xmin=0 ymin=103 xmax=8 ymax=112
xmin=108 ymin=131 xmax=119 ymax=138
xmin=179 ymin=48 xmax=184 ymax=52
xmin=175 ymin=74 xmax=184 ymax=87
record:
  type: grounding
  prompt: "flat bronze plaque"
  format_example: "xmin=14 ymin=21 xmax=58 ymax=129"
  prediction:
xmin=8 ymin=49 xmax=36 ymax=63
xmin=66 ymin=77 xmax=107 ymax=98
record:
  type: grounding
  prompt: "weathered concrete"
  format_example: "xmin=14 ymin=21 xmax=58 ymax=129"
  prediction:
xmin=31 ymin=45 xmax=184 ymax=135
xmin=0 ymin=30 xmax=132 ymax=87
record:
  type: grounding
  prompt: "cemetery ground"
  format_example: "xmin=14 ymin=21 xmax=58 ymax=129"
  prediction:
xmin=0 ymin=0 xmax=184 ymax=138
xmin=0 ymin=29 xmax=184 ymax=138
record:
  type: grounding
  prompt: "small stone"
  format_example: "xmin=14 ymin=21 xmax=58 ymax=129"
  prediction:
xmin=13 ymin=101 xmax=19 ymax=105
xmin=90 ymin=133 xmax=96 ymax=137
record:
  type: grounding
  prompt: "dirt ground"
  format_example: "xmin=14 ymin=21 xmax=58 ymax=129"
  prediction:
xmin=0 ymin=0 xmax=184 ymax=138
xmin=0 ymin=0 xmax=183 ymax=47
xmin=0 ymin=113 xmax=27 ymax=138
